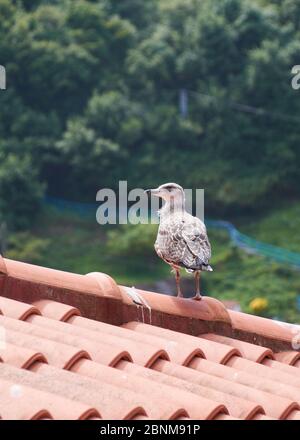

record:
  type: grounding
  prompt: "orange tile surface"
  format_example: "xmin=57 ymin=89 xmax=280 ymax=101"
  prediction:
xmin=0 ymin=256 xmax=300 ymax=420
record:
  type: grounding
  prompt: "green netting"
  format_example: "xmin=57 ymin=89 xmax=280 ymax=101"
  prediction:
xmin=45 ymin=197 xmax=300 ymax=268
xmin=206 ymin=220 xmax=300 ymax=268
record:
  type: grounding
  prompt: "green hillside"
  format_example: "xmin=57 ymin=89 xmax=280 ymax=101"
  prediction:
xmin=5 ymin=202 xmax=300 ymax=323
xmin=1 ymin=0 xmax=300 ymax=324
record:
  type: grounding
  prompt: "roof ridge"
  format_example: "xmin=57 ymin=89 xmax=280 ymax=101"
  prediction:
xmin=0 ymin=254 xmax=6 ymax=275
xmin=0 ymin=256 xmax=299 ymax=352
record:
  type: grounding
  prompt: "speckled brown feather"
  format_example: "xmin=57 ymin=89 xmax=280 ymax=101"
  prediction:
xmin=155 ymin=211 xmax=212 ymax=272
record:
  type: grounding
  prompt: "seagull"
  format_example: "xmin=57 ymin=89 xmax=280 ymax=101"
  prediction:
xmin=145 ymin=183 xmax=212 ymax=300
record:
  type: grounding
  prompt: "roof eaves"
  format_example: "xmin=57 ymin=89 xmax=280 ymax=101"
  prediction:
xmin=0 ymin=255 xmax=299 ymax=354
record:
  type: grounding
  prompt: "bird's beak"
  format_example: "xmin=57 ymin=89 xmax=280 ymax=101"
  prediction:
xmin=144 ymin=188 xmax=160 ymax=196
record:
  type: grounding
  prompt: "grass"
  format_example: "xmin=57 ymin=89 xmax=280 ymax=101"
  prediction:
xmin=5 ymin=202 xmax=300 ymax=323
xmin=203 ymin=201 xmax=300 ymax=322
xmin=244 ymin=202 xmax=300 ymax=252
xmin=206 ymin=228 xmax=300 ymax=323
xmin=6 ymin=206 xmax=169 ymax=285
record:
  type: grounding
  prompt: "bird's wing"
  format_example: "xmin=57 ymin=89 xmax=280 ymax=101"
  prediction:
xmin=180 ymin=216 xmax=211 ymax=266
xmin=155 ymin=215 xmax=211 ymax=268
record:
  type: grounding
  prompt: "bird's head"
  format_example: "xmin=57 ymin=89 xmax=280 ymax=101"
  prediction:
xmin=144 ymin=183 xmax=184 ymax=202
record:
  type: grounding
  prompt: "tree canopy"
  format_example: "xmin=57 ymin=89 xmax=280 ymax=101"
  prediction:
xmin=0 ymin=0 xmax=299 ymax=228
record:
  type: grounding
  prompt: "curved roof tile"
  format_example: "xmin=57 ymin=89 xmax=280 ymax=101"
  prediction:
xmin=0 ymin=296 xmax=40 ymax=321
xmin=32 ymin=299 xmax=81 ymax=321
xmin=274 ymin=351 xmax=300 ymax=365
xmin=31 ymin=362 xmax=187 ymax=420
xmin=27 ymin=314 xmax=167 ymax=367
xmin=67 ymin=315 xmax=204 ymax=366
xmin=116 ymin=360 xmax=264 ymax=420
xmin=0 ymin=368 xmax=99 ymax=420
xmin=0 ymin=255 xmax=300 ymax=420
xmin=227 ymin=356 xmax=300 ymax=388
xmin=70 ymin=357 xmax=227 ymax=420
xmin=0 ymin=342 xmax=46 ymax=369
xmin=201 ymin=333 xmax=274 ymax=362
xmin=123 ymin=321 xmax=240 ymax=364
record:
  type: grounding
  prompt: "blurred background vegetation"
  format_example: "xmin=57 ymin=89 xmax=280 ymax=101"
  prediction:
xmin=1 ymin=0 xmax=300 ymax=322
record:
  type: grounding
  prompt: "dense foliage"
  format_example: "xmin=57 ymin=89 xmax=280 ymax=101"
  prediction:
xmin=1 ymin=0 xmax=300 ymax=229
xmin=1 ymin=0 xmax=300 ymax=322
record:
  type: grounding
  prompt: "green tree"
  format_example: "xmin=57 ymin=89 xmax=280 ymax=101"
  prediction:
xmin=0 ymin=154 xmax=44 ymax=230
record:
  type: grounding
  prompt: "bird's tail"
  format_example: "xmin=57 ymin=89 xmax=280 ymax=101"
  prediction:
xmin=202 ymin=264 xmax=213 ymax=272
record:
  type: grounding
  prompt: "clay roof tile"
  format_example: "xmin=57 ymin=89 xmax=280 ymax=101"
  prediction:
xmin=116 ymin=359 xmax=264 ymax=420
xmin=274 ymin=351 xmax=300 ymax=366
xmin=69 ymin=357 xmax=227 ymax=420
xmin=0 ymin=368 xmax=100 ymax=420
xmin=58 ymin=313 xmax=203 ymax=366
xmin=154 ymin=358 xmax=300 ymax=419
xmin=32 ymin=299 xmax=80 ymax=321
xmin=201 ymin=333 xmax=274 ymax=363
xmin=30 ymin=362 xmax=187 ymax=420
xmin=226 ymin=356 xmax=300 ymax=388
xmin=26 ymin=314 xmax=165 ymax=367
xmin=0 ymin=296 xmax=40 ymax=321
xmin=123 ymin=321 xmax=240 ymax=364
xmin=1 ymin=255 xmax=300 ymax=420
xmin=0 ymin=319 xmax=90 ymax=370
xmin=0 ymin=342 xmax=47 ymax=369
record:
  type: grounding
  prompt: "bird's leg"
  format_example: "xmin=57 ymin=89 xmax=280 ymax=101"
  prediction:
xmin=174 ymin=268 xmax=183 ymax=298
xmin=192 ymin=271 xmax=202 ymax=301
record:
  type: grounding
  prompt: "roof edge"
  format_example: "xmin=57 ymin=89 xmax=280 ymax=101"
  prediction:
xmin=0 ymin=254 xmax=7 ymax=286
xmin=229 ymin=310 xmax=300 ymax=352
xmin=1 ymin=258 xmax=124 ymax=325
xmin=118 ymin=285 xmax=233 ymax=338
xmin=119 ymin=285 xmax=232 ymax=323
xmin=0 ymin=257 xmax=299 ymax=352
xmin=0 ymin=254 xmax=7 ymax=272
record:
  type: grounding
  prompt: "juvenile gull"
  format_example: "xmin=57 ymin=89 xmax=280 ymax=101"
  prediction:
xmin=145 ymin=183 xmax=212 ymax=300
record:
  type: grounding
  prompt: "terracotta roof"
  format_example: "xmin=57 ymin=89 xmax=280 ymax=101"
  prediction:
xmin=0 ymin=256 xmax=300 ymax=420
